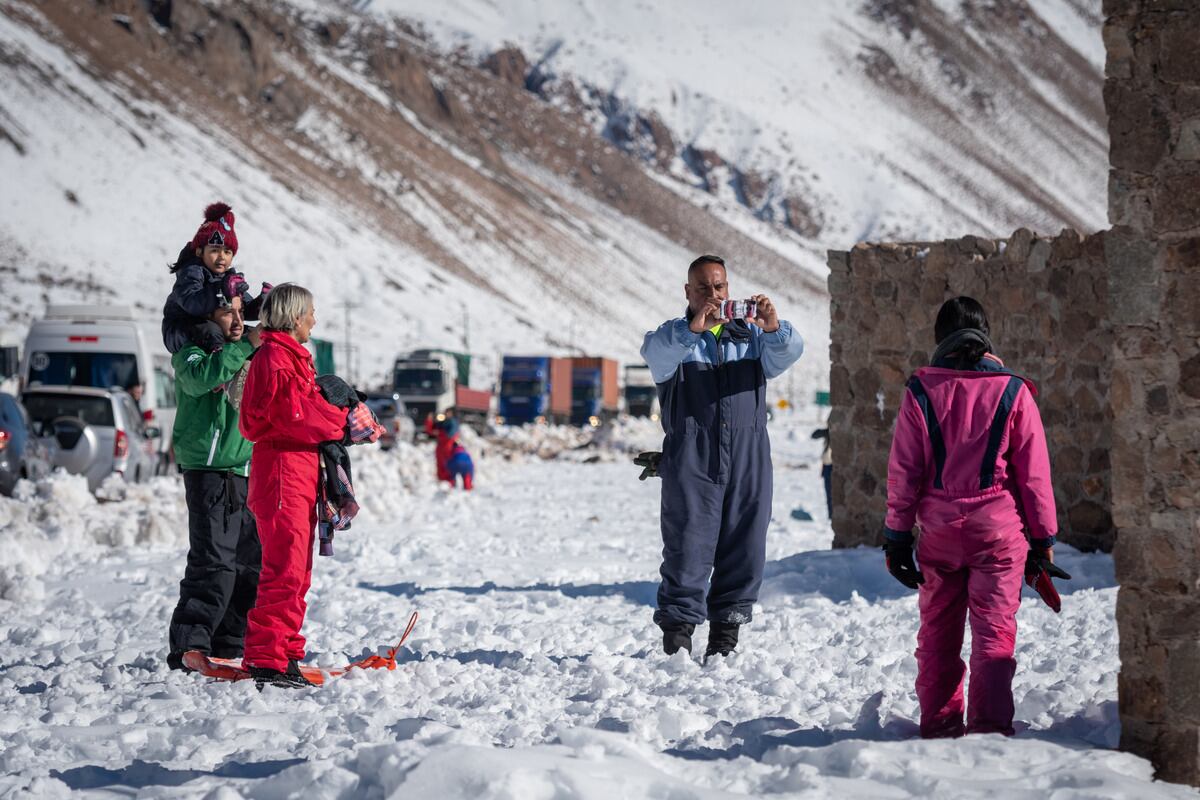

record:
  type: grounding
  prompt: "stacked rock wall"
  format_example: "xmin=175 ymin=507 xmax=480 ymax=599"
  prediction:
xmin=1105 ymin=0 xmax=1200 ymax=784
xmin=826 ymin=230 xmax=1112 ymax=551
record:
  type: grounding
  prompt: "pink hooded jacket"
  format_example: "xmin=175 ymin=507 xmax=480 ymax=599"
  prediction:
xmin=884 ymin=355 xmax=1057 ymax=547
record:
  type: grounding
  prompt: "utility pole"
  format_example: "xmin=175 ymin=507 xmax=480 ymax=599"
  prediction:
xmin=461 ymin=301 xmax=470 ymax=353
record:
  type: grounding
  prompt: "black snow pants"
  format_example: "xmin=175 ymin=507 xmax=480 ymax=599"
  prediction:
xmin=169 ymin=470 xmax=261 ymax=657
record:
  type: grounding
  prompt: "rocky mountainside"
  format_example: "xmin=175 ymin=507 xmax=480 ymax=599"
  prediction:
xmin=373 ymin=0 xmax=1107 ymax=245
xmin=0 ymin=0 xmax=1105 ymax=389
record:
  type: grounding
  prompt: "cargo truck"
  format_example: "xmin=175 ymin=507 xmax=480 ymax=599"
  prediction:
xmin=570 ymin=357 xmax=619 ymax=427
xmin=623 ymin=363 xmax=660 ymax=420
xmin=393 ymin=348 xmax=491 ymax=431
xmin=497 ymin=356 xmax=571 ymax=425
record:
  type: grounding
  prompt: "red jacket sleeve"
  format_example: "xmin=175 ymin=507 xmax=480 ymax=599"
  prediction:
xmin=238 ymin=348 xmax=346 ymax=445
xmin=884 ymin=389 xmax=930 ymax=540
xmin=1007 ymin=385 xmax=1058 ymax=547
xmin=435 ymin=433 xmax=453 ymax=480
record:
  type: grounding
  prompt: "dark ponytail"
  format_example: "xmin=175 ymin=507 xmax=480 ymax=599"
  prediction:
xmin=934 ymin=296 xmax=991 ymax=366
xmin=169 ymin=243 xmax=199 ymax=273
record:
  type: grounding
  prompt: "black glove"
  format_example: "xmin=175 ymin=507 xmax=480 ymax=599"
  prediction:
xmin=1025 ymin=548 xmax=1071 ymax=581
xmin=633 ymin=451 xmax=662 ymax=480
xmin=883 ymin=540 xmax=925 ymax=589
xmin=189 ymin=320 xmax=226 ymax=353
xmin=811 ymin=428 xmax=829 ymax=440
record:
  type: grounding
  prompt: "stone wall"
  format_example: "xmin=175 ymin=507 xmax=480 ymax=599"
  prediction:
xmin=827 ymin=230 xmax=1112 ymax=551
xmin=1105 ymin=0 xmax=1200 ymax=785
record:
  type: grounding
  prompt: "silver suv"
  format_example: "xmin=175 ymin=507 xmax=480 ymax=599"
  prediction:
xmin=21 ymin=386 xmax=161 ymax=492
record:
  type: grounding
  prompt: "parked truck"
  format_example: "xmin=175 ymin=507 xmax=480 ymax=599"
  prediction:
xmin=623 ymin=363 xmax=660 ymax=420
xmin=570 ymin=357 xmax=619 ymax=427
xmin=393 ymin=348 xmax=491 ymax=431
xmin=497 ymin=356 xmax=571 ymax=426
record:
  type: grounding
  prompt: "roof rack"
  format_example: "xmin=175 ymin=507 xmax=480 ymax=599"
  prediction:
xmin=45 ymin=305 xmax=139 ymax=321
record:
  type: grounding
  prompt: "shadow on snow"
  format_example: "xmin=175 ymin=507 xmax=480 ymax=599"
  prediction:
xmin=50 ymin=758 xmax=305 ymax=791
xmin=359 ymin=579 xmax=660 ymax=607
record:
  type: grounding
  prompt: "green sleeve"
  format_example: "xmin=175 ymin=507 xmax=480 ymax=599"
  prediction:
xmin=171 ymin=342 xmax=254 ymax=397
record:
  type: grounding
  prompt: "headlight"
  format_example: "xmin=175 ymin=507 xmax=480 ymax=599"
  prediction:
xmin=535 ymin=416 xmax=546 ymax=425
xmin=495 ymin=416 xmax=505 ymax=425
xmin=588 ymin=416 xmax=600 ymax=427
xmin=651 ymin=413 xmax=659 ymax=422
xmin=436 ymin=413 xmax=446 ymax=422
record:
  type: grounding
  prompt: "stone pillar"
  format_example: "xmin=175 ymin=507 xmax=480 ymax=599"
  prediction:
xmin=1105 ymin=0 xmax=1200 ymax=785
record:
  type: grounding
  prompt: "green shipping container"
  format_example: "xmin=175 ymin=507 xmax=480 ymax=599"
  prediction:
xmin=311 ymin=337 xmax=336 ymax=376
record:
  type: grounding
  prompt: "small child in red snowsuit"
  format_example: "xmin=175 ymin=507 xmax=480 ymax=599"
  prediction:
xmin=426 ymin=416 xmax=474 ymax=490
xmin=882 ymin=297 xmax=1060 ymax=738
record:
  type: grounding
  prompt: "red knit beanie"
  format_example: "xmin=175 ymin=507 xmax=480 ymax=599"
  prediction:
xmin=190 ymin=202 xmax=238 ymax=255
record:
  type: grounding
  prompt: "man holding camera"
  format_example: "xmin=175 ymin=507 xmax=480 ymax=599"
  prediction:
xmin=641 ymin=254 xmax=804 ymax=660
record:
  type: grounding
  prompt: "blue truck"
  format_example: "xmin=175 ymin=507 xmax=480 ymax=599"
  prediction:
xmin=570 ymin=357 xmax=619 ymax=427
xmin=497 ymin=356 xmax=571 ymax=426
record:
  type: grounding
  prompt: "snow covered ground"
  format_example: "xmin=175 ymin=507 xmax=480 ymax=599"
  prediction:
xmin=0 ymin=415 xmax=1195 ymax=799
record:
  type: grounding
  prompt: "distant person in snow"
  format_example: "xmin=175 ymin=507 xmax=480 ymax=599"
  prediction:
xmin=237 ymin=284 xmax=381 ymax=689
xmin=641 ymin=254 xmax=805 ymax=660
xmin=162 ymin=202 xmax=271 ymax=354
xmin=167 ymin=296 xmax=262 ymax=672
xmin=811 ymin=423 xmax=832 ymax=520
xmin=425 ymin=414 xmax=475 ymax=490
xmin=882 ymin=296 xmax=1067 ymax=738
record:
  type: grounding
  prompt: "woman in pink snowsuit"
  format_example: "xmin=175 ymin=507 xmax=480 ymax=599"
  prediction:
xmin=883 ymin=297 xmax=1061 ymax=738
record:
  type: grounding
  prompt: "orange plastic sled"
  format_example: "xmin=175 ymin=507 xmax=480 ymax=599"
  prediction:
xmin=183 ymin=611 xmax=419 ymax=686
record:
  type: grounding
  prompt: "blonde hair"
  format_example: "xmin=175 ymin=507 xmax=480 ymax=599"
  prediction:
xmin=260 ymin=283 xmax=313 ymax=332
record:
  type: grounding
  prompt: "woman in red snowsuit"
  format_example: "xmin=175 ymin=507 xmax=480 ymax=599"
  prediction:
xmin=238 ymin=284 xmax=349 ymax=686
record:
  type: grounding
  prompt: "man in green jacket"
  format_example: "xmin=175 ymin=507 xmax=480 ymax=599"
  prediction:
xmin=167 ymin=297 xmax=263 ymax=671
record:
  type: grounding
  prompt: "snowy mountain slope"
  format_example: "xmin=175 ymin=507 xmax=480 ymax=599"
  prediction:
xmin=363 ymin=0 xmax=1107 ymax=243
xmin=0 ymin=0 xmax=829 ymax=390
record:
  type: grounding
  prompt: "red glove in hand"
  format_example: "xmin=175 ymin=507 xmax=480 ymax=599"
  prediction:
xmin=222 ymin=271 xmax=250 ymax=301
xmin=346 ymin=404 xmax=382 ymax=443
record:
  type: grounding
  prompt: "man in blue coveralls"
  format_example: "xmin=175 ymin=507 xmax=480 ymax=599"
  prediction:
xmin=641 ymin=254 xmax=805 ymax=659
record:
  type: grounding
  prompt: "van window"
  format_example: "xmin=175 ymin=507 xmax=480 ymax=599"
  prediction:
xmin=119 ymin=395 xmax=144 ymax=433
xmin=28 ymin=352 xmax=139 ymax=391
xmin=154 ymin=366 xmax=176 ymax=408
xmin=22 ymin=392 xmax=116 ymax=427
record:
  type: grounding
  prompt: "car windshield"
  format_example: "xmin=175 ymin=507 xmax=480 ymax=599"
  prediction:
xmin=572 ymin=385 xmax=599 ymax=402
xmin=28 ymin=351 xmax=138 ymax=391
xmin=626 ymin=386 xmax=656 ymax=402
xmin=502 ymin=380 xmax=544 ymax=396
xmin=394 ymin=368 xmax=444 ymax=395
xmin=22 ymin=392 xmax=115 ymax=427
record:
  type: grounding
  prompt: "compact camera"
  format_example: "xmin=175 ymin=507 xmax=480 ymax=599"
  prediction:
xmin=719 ymin=299 xmax=758 ymax=321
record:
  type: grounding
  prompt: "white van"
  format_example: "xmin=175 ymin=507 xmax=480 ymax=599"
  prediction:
xmin=20 ymin=306 xmax=176 ymax=469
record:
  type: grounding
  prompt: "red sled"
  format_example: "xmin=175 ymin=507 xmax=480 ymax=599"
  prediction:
xmin=183 ymin=611 xmax=418 ymax=686
xmin=1026 ymin=569 xmax=1062 ymax=613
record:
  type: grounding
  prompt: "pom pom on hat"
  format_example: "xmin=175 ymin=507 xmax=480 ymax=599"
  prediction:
xmin=204 ymin=202 xmax=234 ymax=223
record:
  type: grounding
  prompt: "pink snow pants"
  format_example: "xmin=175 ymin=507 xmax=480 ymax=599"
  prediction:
xmin=914 ymin=493 xmax=1027 ymax=738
